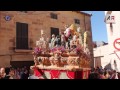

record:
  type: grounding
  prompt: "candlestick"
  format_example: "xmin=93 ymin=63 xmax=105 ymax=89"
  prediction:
xmin=41 ymin=30 xmax=43 ymax=35
xmin=36 ymin=41 xmax=39 ymax=46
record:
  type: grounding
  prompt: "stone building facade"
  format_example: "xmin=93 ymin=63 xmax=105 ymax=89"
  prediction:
xmin=0 ymin=11 xmax=93 ymax=68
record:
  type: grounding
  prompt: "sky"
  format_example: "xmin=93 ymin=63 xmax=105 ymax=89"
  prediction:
xmin=83 ymin=11 xmax=108 ymax=43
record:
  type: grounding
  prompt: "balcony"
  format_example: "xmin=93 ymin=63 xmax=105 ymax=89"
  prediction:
xmin=13 ymin=38 xmax=34 ymax=53
xmin=15 ymin=49 xmax=33 ymax=53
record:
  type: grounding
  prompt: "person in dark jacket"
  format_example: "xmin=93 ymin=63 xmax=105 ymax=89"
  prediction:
xmin=21 ymin=69 xmax=29 ymax=79
xmin=4 ymin=68 xmax=15 ymax=79
xmin=55 ymin=35 xmax=61 ymax=46
xmin=88 ymin=68 xmax=99 ymax=79
xmin=88 ymin=72 xmax=99 ymax=79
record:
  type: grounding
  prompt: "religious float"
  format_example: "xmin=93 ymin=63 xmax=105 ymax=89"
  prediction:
xmin=31 ymin=24 xmax=91 ymax=79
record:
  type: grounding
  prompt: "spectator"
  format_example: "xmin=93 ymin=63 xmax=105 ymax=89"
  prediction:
xmin=88 ymin=68 xmax=99 ymax=79
xmin=4 ymin=68 xmax=15 ymax=79
xmin=15 ymin=68 xmax=20 ymax=79
xmin=104 ymin=70 xmax=110 ymax=79
xmin=21 ymin=69 xmax=29 ymax=79
xmin=20 ymin=68 xmax=24 ymax=79
xmin=0 ymin=67 xmax=6 ymax=79
xmin=4 ymin=68 xmax=11 ymax=79
xmin=110 ymin=70 xmax=118 ymax=79
xmin=99 ymin=71 xmax=106 ymax=79
xmin=28 ymin=69 xmax=39 ymax=79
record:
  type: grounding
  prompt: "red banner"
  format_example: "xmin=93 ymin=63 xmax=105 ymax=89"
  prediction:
xmin=50 ymin=70 xmax=61 ymax=79
xmin=66 ymin=71 xmax=74 ymax=79
xmin=34 ymin=69 xmax=90 ymax=79
xmin=34 ymin=68 xmax=44 ymax=77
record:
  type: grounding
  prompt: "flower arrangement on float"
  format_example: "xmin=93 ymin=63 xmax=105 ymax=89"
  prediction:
xmin=50 ymin=46 xmax=65 ymax=53
xmin=32 ymin=47 xmax=43 ymax=57
xmin=50 ymin=46 xmax=66 ymax=55
xmin=75 ymin=46 xmax=83 ymax=55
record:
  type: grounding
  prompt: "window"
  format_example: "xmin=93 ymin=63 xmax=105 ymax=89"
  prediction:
xmin=74 ymin=19 xmax=80 ymax=24
xmin=51 ymin=27 xmax=59 ymax=37
xmin=16 ymin=22 xmax=28 ymax=49
xmin=50 ymin=13 xmax=58 ymax=19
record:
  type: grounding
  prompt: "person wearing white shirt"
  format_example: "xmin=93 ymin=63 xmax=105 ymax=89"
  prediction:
xmin=50 ymin=34 xmax=56 ymax=49
xmin=28 ymin=69 xmax=39 ymax=79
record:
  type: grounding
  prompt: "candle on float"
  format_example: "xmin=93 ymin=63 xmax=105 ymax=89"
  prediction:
xmin=66 ymin=42 xmax=69 ymax=49
xmin=36 ymin=41 xmax=39 ymax=46
xmin=41 ymin=30 xmax=44 ymax=35
xmin=77 ymin=27 xmax=81 ymax=33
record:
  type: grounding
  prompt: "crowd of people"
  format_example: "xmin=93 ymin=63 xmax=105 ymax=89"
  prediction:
xmin=1 ymin=66 xmax=120 ymax=79
xmin=0 ymin=66 xmax=39 ymax=79
xmin=88 ymin=66 xmax=120 ymax=79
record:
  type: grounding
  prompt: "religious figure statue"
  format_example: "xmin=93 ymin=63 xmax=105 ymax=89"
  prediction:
xmin=70 ymin=34 xmax=79 ymax=49
xmin=36 ymin=30 xmax=46 ymax=51
xmin=69 ymin=24 xmax=77 ymax=36
xmin=50 ymin=34 xmax=56 ymax=49
xmin=64 ymin=25 xmax=71 ymax=41
xmin=61 ymin=32 xmax=66 ymax=48
xmin=55 ymin=35 xmax=61 ymax=47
